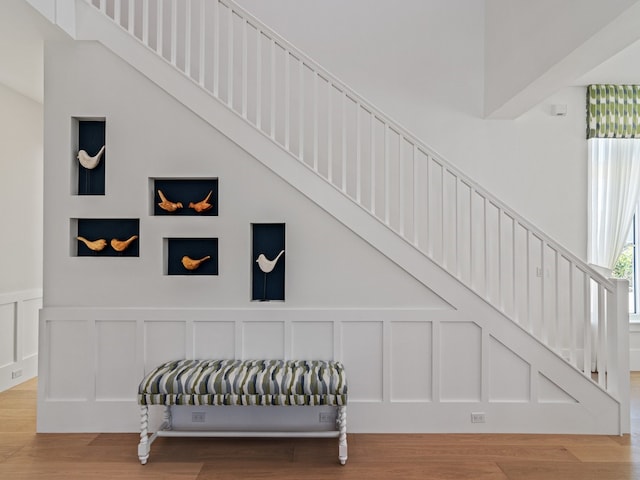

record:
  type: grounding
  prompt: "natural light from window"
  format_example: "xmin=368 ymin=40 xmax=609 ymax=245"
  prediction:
xmin=613 ymin=208 xmax=638 ymax=317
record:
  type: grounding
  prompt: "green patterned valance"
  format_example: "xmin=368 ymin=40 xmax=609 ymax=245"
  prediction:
xmin=587 ymin=84 xmax=640 ymax=139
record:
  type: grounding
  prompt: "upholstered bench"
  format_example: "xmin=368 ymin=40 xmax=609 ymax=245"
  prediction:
xmin=137 ymin=359 xmax=348 ymax=465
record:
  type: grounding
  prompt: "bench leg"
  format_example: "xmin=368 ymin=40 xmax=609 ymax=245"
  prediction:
xmin=138 ymin=405 xmax=150 ymax=465
xmin=337 ymin=405 xmax=348 ymax=465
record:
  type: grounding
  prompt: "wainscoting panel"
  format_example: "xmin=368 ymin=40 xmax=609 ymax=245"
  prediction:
xmin=21 ymin=297 xmax=41 ymax=359
xmin=0 ymin=303 xmax=16 ymax=368
xmin=144 ymin=321 xmax=186 ymax=372
xmin=47 ymin=320 xmax=90 ymax=400
xmin=291 ymin=321 xmax=333 ymax=360
xmin=341 ymin=321 xmax=383 ymax=403
xmin=37 ymin=307 xmax=622 ymax=433
xmin=0 ymin=291 xmax=41 ymax=393
xmin=194 ymin=321 xmax=235 ymax=359
xmin=390 ymin=321 xmax=432 ymax=402
xmin=489 ymin=336 xmax=530 ymax=402
xmin=439 ymin=321 xmax=482 ymax=402
xmin=538 ymin=373 xmax=577 ymax=404
xmin=96 ymin=320 xmax=137 ymax=401
xmin=242 ymin=321 xmax=285 ymax=359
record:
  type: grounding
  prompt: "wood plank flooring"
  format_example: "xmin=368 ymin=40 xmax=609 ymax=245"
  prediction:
xmin=1 ymin=375 xmax=640 ymax=479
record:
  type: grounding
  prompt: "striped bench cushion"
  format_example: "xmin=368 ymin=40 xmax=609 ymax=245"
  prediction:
xmin=138 ymin=359 xmax=347 ymax=406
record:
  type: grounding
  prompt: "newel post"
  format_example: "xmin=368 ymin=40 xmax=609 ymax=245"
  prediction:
xmin=607 ymin=278 xmax=630 ymax=434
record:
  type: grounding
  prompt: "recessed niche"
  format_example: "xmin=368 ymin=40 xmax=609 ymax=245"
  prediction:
xmin=74 ymin=218 xmax=139 ymax=257
xmin=166 ymin=238 xmax=219 ymax=275
xmin=252 ymin=223 xmax=285 ymax=301
xmin=152 ymin=178 xmax=219 ymax=216
xmin=73 ymin=118 xmax=106 ymax=195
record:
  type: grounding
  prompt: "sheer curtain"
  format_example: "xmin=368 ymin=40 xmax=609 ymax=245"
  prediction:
xmin=588 ymin=138 xmax=640 ymax=275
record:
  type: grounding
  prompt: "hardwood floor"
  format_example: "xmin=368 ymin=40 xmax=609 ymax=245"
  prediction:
xmin=1 ymin=375 xmax=640 ymax=479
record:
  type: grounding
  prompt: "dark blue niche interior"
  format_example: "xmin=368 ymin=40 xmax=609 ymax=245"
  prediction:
xmin=252 ymin=223 xmax=285 ymax=301
xmin=76 ymin=218 xmax=139 ymax=257
xmin=153 ymin=179 xmax=219 ymax=216
xmin=168 ymin=238 xmax=219 ymax=275
xmin=77 ymin=120 xmax=106 ymax=195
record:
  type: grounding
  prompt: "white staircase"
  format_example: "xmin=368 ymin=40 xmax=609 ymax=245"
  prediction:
xmin=30 ymin=0 xmax=630 ymax=434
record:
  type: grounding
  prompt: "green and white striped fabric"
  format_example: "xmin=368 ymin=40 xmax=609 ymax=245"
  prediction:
xmin=587 ymin=84 xmax=640 ymax=138
xmin=138 ymin=359 xmax=348 ymax=406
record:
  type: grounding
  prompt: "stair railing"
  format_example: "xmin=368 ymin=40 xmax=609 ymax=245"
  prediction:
xmin=86 ymin=0 xmax=629 ymax=406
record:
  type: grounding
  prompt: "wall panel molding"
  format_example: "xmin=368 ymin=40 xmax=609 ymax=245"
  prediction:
xmin=0 ymin=289 xmax=42 ymax=393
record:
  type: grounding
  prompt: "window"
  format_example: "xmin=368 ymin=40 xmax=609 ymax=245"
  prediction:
xmin=613 ymin=204 xmax=639 ymax=318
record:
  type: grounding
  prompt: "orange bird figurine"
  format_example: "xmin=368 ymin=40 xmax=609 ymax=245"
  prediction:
xmin=189 ymin=191 xmax=213 ymax=213
xmin=157 ymin=190 xmax=183 ymax=212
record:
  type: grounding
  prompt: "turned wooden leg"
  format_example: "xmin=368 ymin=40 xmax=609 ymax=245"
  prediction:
xmin=137 ymin=405 xmax=150 ymax=465
xmin=163 ymin=405 xmax=172 ymax=430
xmin=337 ymin=405 xmax=348 ymax=465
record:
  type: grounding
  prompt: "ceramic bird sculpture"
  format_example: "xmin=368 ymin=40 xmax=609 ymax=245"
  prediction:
xmin=188 ymin=190 xmax=213 ymax=213
xmin=256 ymin=250 xmax=285 ymax=273
xmin=110 ymin=235 xmax=138 ymax=252
xmin=77 ymin=236 xmax=107 ymax=252
xmin=77 ymin=145 xmax=105 ymax=170
xmin=157 ymin=190 xmax=183 ymax=212
xmin=181 ymin=255 xmax=211 ymax=271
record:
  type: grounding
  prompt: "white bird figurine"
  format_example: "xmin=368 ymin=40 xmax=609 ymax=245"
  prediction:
xmin=77 ymin=145 xmax=105 ymax=170
xmin=256 ymin=250 xmax=285 ymax=273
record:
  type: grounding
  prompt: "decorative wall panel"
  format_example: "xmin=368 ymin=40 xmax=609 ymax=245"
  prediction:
xmin=144 ymin=321 xmax=186 ymax=372
xmin=489 ymin=336 xmax=530 ymax=402
xmin=440 ymin=321 xmax=481 ymax=402
xmin=391 ymin=321 xmax=431 ymax=402
xmin=243 ymin=321 xmax=284 ymax=359
xmin=96 ymin=321 xmax=137 ymax=400
xmin=341 ymin=321 xmax=383 ymax=402
xmin=538 ymin=373 xmax=577 ymax=404
xmin=48 ymin=321 xmax=90 ymax=400
xmin=0 ymin=303 xmax=16 ymax=368
xmin=194 ymin=321 xmax=235 ymax=359
xmin=291 ymin=321 xmax=333 ymax=360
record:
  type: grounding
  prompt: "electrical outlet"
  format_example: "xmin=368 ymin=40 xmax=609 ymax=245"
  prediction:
xmin=192 ymin=412 xmax=206 ymax=423
xmin=319 ymin=412 xmax=335 ymax=423
xmin=11 ymin=370 xmax=22 ymax=380
xmin=471 ymin=412 xmax=486 ymax=423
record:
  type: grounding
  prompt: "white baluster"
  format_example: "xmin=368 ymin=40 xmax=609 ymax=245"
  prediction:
xmin=128 ymin=0 xmax=135 ymax=35
xmin=199 ymin=0 xmax=206 ymax=87
xmin=597 ymin=282 xmax=606 ymax=388
xmin=227 ymin=6 xmax=233 ymax=108
xmin=384 ymin=123 xmax=389 ymax=225
xmin=156 ymin=0 xmax=163 ymax=56
xmin=583 ymin=273 xmax=592 ymax=378
xmin=170 ymin=0 xmax=177 ymax=66
xmin=114 ymin=0 xmax=121 ymax=25
xmin=299 ymin=59 xmax=304 ymax=161
xmin=370 ymin=113 xmax=376 ymax=215
xmin=142 ymin=0 xmax=149 ymax=45
xmin=270 ymin=38 xmax=275 ymax=138
xmin=185 ymin=0 xmax=192 ymax=77
xmin=356 ymin=103 xmax=362 ymax=203
xmin=213 ymin=0 xmax=219 ymax=97
xmin=341 ymin=91 xmax=347 ymax=193
xmin=399 ymin=134 xmax=405 ymax=236
xmin=256 ymin=27 xmax=262 ymax=129
xmin=241 ymin=19 xmax=248 ymax=117
xmin=285 ymin=50 xmax=290 ymax=149
xmin=313 ymin=72 xmax=318 ymax=171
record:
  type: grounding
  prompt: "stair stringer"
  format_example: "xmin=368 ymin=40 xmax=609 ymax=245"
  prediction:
xmin=63 ymin=1 xmax=622 ymax=434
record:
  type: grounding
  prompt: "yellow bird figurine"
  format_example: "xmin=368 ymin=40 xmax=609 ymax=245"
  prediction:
xmin=188 ymin=190 xmax=213 ymax=213
xmin=157 ymin=190 xmax=183 ymax=212
xmin=181 ymin=255 xmax=211 ymax=271
xmin=110 ymin=235 xmax=138 ymax=252
xmin=77 ymin=236 xmax=107 ymax=252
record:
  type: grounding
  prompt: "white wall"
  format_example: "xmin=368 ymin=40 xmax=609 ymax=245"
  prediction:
xmin=484 ymin=0 xmax=640 ymax=118
xmin=0 ymin=83 xmax=43 ymax=391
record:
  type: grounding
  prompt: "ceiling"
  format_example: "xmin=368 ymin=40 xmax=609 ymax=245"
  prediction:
xmin=2 ymin=0 xmax=640 ymax=107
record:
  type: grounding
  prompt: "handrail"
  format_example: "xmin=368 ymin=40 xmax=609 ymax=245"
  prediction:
xmin=85 ymin=0 xmax=626 ymax=403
